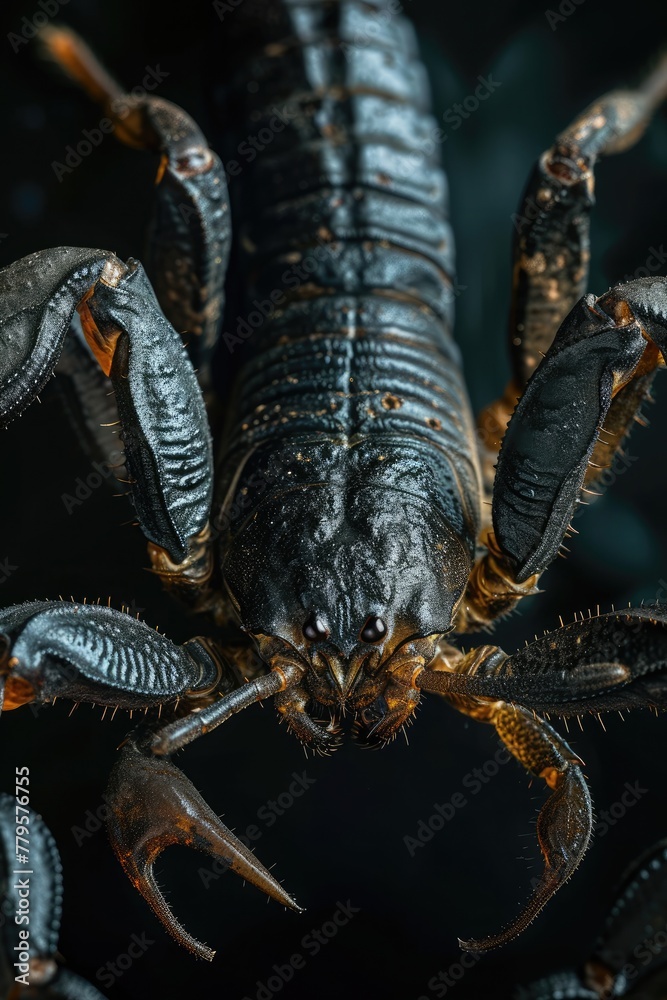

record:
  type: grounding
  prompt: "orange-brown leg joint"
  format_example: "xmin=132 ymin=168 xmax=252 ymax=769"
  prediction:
xmin=455 ymin=528 xmax=540 ymax=632
xmin=1 ymin=658 xmax=36 ymax=711
xmin=147 ymin=524 xmax=231 ymax=622
xmin=76 ymin=258 xmax=128 ymax=376
xmin=476 ymin=380 xmax=522 ymax=505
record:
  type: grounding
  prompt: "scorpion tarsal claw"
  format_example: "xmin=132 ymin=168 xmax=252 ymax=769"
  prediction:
xmin=105 ymin=736 xmax=302 ymax=961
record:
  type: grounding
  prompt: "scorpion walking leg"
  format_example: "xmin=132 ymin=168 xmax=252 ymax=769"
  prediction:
xmin=417 ymin=610 xmax=667 ymax=950
xmin=458 ymin=278 xmax=667 ymax=629
xmin=450 ymin=698 xmax=591 ymax=953
xmin=477 ymin=58 xmax=667 ymax=491
xmin=40 ymin=26 xmax=231 ymax=392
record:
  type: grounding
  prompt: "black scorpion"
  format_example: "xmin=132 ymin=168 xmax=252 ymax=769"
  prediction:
xmin=1 ymin=0 xmax=667 ymax=962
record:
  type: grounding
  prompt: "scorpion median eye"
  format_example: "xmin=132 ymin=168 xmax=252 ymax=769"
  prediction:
xmin=360 ymin=617 xmax=387 ymax=643
xmin=303 ymin=616 xmax=330 ymax=642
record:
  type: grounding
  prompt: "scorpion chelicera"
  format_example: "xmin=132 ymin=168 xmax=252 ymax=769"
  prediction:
xmin=1 ymin=0 xmax=667 ymax=966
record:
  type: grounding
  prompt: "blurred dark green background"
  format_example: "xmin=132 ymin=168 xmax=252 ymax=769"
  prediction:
xmin=1 ymin=0 xmax=667 ymax=997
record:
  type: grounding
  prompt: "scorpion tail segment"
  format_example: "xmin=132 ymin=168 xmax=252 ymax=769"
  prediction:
xmin=460 ymin=705 xmax=592 ymax=953
xmin=516 ymin=840 xmax=667 ymax=999
xmin=0 ymin=794 xmax=108 ymax=998
xmin=585 ymin=839 xmax=667 ymax=993
xmin=40 ymin=26 xmax=230 ymax=388
xmin=106 ymin=738 xmax=301 ymax=961
xmin=492 ymin=279 xmax=667 ymax=584
xmin=48 ymin=968 xmax=109 ymax=1000
xmin=0 ymin=792 xmax=62 ymax=963
xmin=508 ymin=56 xmax=667 ymax=387
xmin=0 ymin=248 xmax=212 ymax=560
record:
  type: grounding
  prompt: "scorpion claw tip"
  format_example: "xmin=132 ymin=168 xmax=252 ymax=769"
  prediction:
xmin=457 ymin=937 xmax=486 ymax=954
xmin=105 ymin=736 xmax=298 ymax=955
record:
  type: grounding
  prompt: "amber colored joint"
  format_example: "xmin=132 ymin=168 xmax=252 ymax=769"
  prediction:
xmin=184 ymin=642 xmax=224 ymax=702
xmin=583 ymin=960 xmax=616 ymax=998
xmin=77 ymin=274 xmax=127 ymax=377
xmin=27 ymin=958 xmax=58 ymax=986
xmin=477 ymin=380 xmax=521 ymax=453
xmin=99 ymin=258 xmax=127 ymax=288
xmin=148 ymin=526 xmax=214 ymax=587
xmin=39 ymin=25 xmax=124 ymax=106
xmin=456 ymin=530 xmax=540 ymax=631
xmin=3 ymin=674 xmax=36 ymax=711
xmin=271 ymin=660 xmax=306 ymax=691
xmin=175 ymin=146 xmax=216 ymax=177
xmin=539 ymin=766 xmax=563 ymax=790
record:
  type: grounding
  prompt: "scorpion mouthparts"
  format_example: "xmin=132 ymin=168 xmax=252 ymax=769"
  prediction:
xmin=105 ymin=736 xmax=300 ymax=959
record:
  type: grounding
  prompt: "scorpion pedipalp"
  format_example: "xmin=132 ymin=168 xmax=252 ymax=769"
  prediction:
xmin=105 ymin=735 xmax=302 ymax=961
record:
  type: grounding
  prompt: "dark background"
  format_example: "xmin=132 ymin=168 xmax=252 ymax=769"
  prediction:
xmin=1 ymin=0 xmax=667 ymax=997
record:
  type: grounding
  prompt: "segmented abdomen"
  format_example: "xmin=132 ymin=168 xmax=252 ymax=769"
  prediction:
xmin=215 ymin=0 xmax=480 ymax=543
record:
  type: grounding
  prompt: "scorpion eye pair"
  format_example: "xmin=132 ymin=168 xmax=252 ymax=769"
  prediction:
xmin=302 ymin=615 xmax=386 ymax=643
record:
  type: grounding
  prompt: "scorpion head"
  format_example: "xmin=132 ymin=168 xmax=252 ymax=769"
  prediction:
xmin=222 ymin=481 xmax=472 ymax=749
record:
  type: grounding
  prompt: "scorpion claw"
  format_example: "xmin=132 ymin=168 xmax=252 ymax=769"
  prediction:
xmin=106 ymin=736 xmax=301 ymax=960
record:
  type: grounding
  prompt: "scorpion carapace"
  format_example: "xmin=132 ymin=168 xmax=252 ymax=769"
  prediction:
xmin=221 ymin=471 xmax=472 ymax=746
xmin=1 ymin=0 xmax=667 ymax=966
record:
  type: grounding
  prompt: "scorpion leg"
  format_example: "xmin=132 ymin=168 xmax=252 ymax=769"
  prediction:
xmin=0 ymin=602 xmax=300 ymax=961
xmin=455 ymin=701 xmax=591 ymax=953
xmin=0 ymin=792 xmax=107 ymax=998
xmin=417 ymin=608 xmax=667 ymax=950
xmin=477 ymin=58 xmax=667 ymax=492
xmin=508 ymin=57 xmax=667 ymax=388
xmin=458 ymin=277 xmax=667 ymax=629
xmin=40 ymin=26 xmax=231 ymax=393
